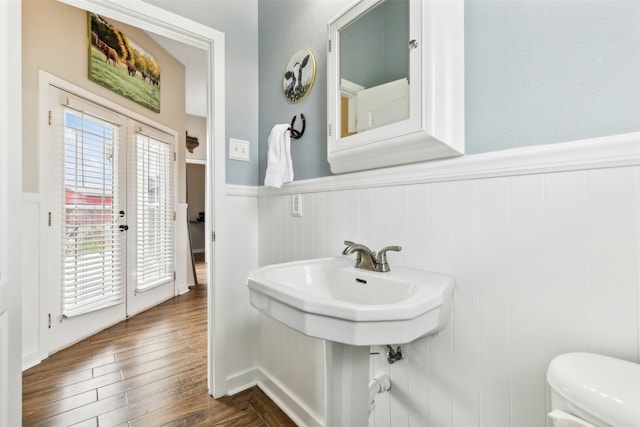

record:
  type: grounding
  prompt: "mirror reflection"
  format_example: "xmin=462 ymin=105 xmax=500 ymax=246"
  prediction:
xmin=339 ymin=0 xmax=409 ymax=138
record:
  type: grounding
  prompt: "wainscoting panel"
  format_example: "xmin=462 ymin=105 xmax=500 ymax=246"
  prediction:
xmin=221 ymin=191 xmax=261 ymax=384
xmin=257 ymin=158 xmax=640 ymax=426
xmin=22 ymin=193 xmax=46 ymax=370
xmin=506 ymin=174 xmax=547 ymax=427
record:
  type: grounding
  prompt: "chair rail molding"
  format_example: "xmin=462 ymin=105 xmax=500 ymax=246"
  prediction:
xmin=259 ymin=132 xmax=640 ymax=197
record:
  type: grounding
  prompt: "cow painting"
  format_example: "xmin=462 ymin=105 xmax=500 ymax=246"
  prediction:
xmin=89 ymin=12 xmax=161 ymax=113
xmin=282 ymin=49 xmax=316 ymax=103
xmin=126 ymin=61 xmax=137 ymax=77
xmin=101 ymin=43 xmax=118 ymax=67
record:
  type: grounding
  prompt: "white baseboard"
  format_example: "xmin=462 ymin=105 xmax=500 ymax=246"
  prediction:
xmin=175 ymin=282 xmax=190 ymax=296
xmin=257 ymin=369 xmax=323 ymax=427
xmin=22 ymin=352 xmax=45 ymax=372
xmin=225 ymin=368 xmax=258 ymax=395
xmin=225 ymin=368 xmax=323 ymax=427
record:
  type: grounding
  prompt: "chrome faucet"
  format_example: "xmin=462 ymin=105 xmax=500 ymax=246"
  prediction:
xmin=342 ymin=241 xmax=402 ymax=272
xmin=342 ymin=241 xmax=377 ymax=270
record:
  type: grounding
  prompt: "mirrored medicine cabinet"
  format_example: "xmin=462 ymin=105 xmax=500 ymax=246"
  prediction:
xmin=327 ymin=0 xmax=465 ymax=174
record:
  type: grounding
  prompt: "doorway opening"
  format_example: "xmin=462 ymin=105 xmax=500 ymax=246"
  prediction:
xmin=186 ymin=161 xmax=206 ymax=288
xmin=56 ymin=0 xmax=227 ymax=397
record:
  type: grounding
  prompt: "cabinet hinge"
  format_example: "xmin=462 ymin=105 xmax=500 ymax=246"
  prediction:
xmin=328 ymin=123 xmax=332 ymax=137
xmin=212 ymin=231 xmax=216 ymax=242
xmin=173 ymin=271 xmax=176 ymax=281
xmin=174 ymin=152 xmax=176 ymax=161
xmin=328 ymin=39 xmax=332 ymax=53
xmin=48 ymin=212 xmax=52 ymax=226
xmin=173 ymin=212 xmax=176 ymax=221
xmin=48 ymin=110 xmax=52 ymax=125
xmin=48 ymin=313 xmax=51 ymax=329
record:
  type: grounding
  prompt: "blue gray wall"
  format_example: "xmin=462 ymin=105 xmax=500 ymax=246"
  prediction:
xmin=466 ymin=0 xmax=640 ymax=154
xmin=146 ymin=0 xmax=640 ymax=185
xmin=258 ymin=0 xmax=352 ymax=183
xmin=258 ymin=0 xmax=640 ymax=183
xmin=145 ymin=0 xmax=261 ymax=186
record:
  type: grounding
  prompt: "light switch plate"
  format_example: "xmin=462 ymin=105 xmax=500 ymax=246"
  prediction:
xmin=229 ymin=138 xmax=249 ymax=161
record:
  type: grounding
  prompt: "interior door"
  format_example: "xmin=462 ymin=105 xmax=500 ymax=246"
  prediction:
xmin=45 ymin=87 xmax=128 ymax=352
xmin=125 ymin=124 xmax=175 ymax=316
xmin=45 ymin=87 xmax=176 ymax=353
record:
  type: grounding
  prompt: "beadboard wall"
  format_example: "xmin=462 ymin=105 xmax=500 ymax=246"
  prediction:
xmin=256 ymin=133 xmax=640 ymax=427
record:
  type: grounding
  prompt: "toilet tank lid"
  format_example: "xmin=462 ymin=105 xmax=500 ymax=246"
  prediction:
xmin=547 ymin=352 xmax=640 ymax=427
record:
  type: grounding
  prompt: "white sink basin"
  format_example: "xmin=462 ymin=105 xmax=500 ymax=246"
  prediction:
xmin=247 ymin=257 xmax=454 ymax=346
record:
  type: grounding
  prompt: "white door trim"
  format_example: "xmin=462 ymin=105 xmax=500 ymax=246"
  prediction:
xmin=54 ymin=0 xmax=227 ymax=397
xmin=1 ymin=0 xmax=23 ymax=425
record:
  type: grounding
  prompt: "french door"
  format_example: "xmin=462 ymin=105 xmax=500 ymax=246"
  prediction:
xmin=45 ymin=86 xmax=176 ymax=353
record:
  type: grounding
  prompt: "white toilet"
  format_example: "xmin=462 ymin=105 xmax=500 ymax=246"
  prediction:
xmin=547 ymin=352 xmax=640 ymax=427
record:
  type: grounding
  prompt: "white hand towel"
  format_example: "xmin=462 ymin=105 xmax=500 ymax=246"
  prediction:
xmin=264 ymin=124 xmax=294 ymax=188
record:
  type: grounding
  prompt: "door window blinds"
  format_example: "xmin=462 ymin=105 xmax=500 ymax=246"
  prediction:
xmin=134 ymin=132 xmax=174 ymax=292
xmin=62 ymin=109 xmax=124 ymax=317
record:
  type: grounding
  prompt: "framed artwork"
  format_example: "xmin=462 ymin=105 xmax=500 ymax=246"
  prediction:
xmin=283 ymin=49 xmax=316 ymax=103
xmin=89 ymin=13 xmax=161 ymax=113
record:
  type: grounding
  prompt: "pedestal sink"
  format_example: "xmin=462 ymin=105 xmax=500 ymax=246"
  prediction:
xmin=247 ymin=256 xmax=454 ymax=425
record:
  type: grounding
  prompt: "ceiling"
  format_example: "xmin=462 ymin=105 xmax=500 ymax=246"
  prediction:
xmin=148 ymin=32 xmax=208 ymax=118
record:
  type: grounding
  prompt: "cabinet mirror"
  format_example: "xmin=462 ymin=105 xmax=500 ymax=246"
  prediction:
xmin=327 ymin=0 xmax=465 ymax=174
xmin=339 ymin=0 xmax=409 ymax=137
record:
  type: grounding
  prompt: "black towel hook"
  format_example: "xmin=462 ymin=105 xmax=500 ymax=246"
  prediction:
xmin=289 ymin=114 xmax=306 ymax=139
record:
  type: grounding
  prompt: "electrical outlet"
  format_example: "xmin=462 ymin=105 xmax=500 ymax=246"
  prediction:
xmin=229 ymin=138 xmax=249 ymax=161
xmin=292 ymin=193 xmax=303 ymax=217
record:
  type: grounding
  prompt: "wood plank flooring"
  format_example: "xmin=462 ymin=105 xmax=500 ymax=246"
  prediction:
xmin=23 ymin=255 xmax=296 ymax=426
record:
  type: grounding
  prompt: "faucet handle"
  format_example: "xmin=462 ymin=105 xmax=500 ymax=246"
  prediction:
xmin=376 ymin=246 xmax=402 ymax=272
xmin=342 ymin=240 xmax=356 ymax=255
xmin=342 ymin=240 xmax=362 ymax=263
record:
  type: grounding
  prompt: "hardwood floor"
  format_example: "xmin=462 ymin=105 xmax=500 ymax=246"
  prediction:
xmin=23 ymin=255 xmax=296 ymax=426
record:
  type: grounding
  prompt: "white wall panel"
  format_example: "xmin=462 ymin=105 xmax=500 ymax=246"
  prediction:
xmin=256 ymin=160 xmax=640 ymax=426
xmin=370 ymin=348 xmax=392 ymax=427
xmin=388 ymin=187 xmax=410 ymax=269
xmin=333 ymin=191 xmax=348 ymax=257
xmin=222 ymin=194 xmax=259 ymax=381
xmin=359 ymin=189 xmax=376 ymax=249
xmin=543 ymin=171 xmax=589 ymax=358
xmin=450 ymin=180 xmax=479 ymax=427
xmin=372 ymin=188 xmax=391 ymax=250
xmin=301 ymin=193 xmax=313 ymax=261
xmin=406 ymin=184 xmax=429 ymax=269
xmin=285 ymin=195 xmax=296 ymax=263
xmin=478 ymin=178 xmax=511 ymax=426
xmin=321 ymin=192 xmax=332 ymax=258
xmin=22 ymin=195 xmax=46 ymax=370
xmin=309 ymin=193 xmax=322 ymax=259
xmin=585 ymin=167 xmax=639 ymax=359
xmin=507 ymin=175 xmax=547 ymax=427
xmin=389 ymin=350 xmax=409 ymax=427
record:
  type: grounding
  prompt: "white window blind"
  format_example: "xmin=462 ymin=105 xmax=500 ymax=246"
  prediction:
xmin=135 ymin=132 xmax=174 ymax=292
xmin=62 ymin=109 xmax=124 ymax=317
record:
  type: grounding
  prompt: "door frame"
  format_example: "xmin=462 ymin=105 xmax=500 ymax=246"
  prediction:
xmin=41 ymin=82 xmax=181 ymax=352
xmin=56 ymin=0 xmax=227 ymax=397
xmin=1 ymin=1 xmax=23 ymax=425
